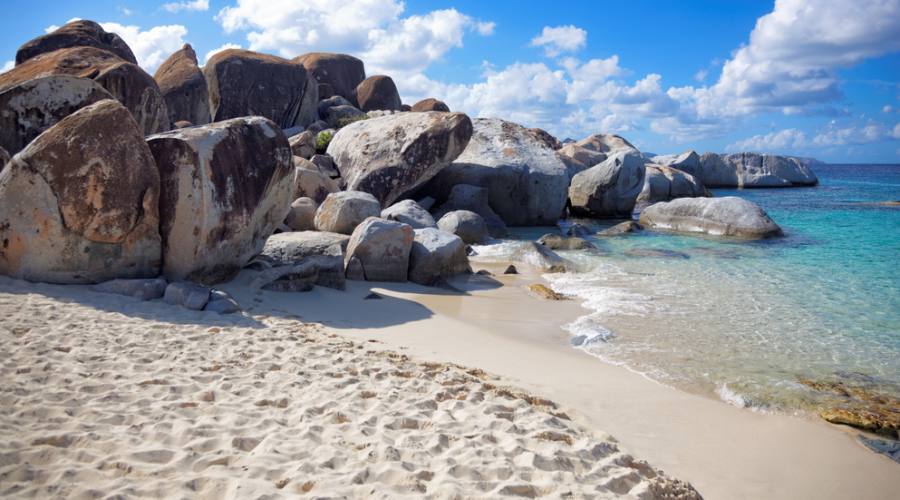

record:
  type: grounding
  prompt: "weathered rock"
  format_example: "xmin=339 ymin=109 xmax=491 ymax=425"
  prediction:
xmin=638 ymin=196 xmax=783 ymax=239
xmin=310 ymin=154 xmax=339 ymax=178
xmin=637 ymin=164 xmax=708 ymax=203
xmin=597 ymin=220 xmax=642 ymax=236
xmin=0 ymin=46 xmax=170 ymax=135
xmin=204 ymin=49 xmax=316 ymax=128
xmin=426 ymin=118 xmax=569 ymax=226
xmin=356 ymin=75 xmax=401 ymax=112
xmin=504 ymin=265 xmax=518 ymax=274
xmin=16 ymin=19 xmax=137 ymax=66
xmin=289 ymin=130 xmax=316 ymax=159
xmin=568 ymin=152 xmax=646 ymax=218
xmin=285 ymin=197 xmax=318 ymax=231
xmin=163 ymin=281 xmax=210 ymax=310
xmin=624 ymin=248 xmax=690 ymax=259
xmin=93 ymin=277 xmax=168 ymax=301
xmin=0 ymin=146 xmax=9 ymax=171
xmin=411 ymin=98 xmax=449 ymax=112
xmin=537 ymin=234 xmax=594 ymax=250
xmin=318 ymin=95 xmax=354 ymax=117
xmin=381 ymin=199 xmax=436 ymax=229
xmin=146 ymin=116 xmax=294 ymax=284
xmin=575 ymin=134 xmax=640 ymax=156
xmin=344 ymin=217 xmax=413 ymax=282
xmin=0 ymin=75 xmax=113 ymax=156
xmin=327 ymin=112 xmax=473 ymax=207
xmin=294 ymin=156 xmax=338 ymax=204
xmin=154 ymin=44 xmax=210 ymax=126
xmin=306 ymin=120 xmax=328 ymax=135
xmin=314 ymin=191 xmax=381 ymax=234
xmin=527 ymin=283 xmax=567 ymax=300
xmin=651 ymin=150 xmax=700 ymax=176
xmin=250 ymin=231 xmax=348 ymax=291
xmin=513 ymin=242 xmax=568 ymax=273
xmin=401 ymin=104 xmax=412 ymax=112
xmin=293 ymin=53 xmax=366 ymax=105
xmin=0 ymin=99 xmax=161 ymax=283
xmin=528 ymin=128 xmax=562 ymax=150
xmin=324 ymin=104 xmax=366 ymax=128
xmin=431 ymin=184 xmax=508 ymax=238
xmin=693 ymin=152 xmax=819 ymax=187
xmin=173 ymin=120 xmax=193 ymax=128
xmin=563 ymin=223 xmax=591 ymax=237
xmin=408 ymin=228 xmax=470 ymax=285
xmin=205 ymin=290 xmax=241 ymax=314
xmin=437 ymin=210 xmax=489 ymax=244
xmin=557 ymin=143 xmax=606 ymax=177
xmin=820 ymin=407 xmax=900 ymax=439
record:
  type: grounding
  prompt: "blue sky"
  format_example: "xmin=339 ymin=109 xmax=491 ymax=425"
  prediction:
xmin=2 ymin=0 xmax=899 ymax=162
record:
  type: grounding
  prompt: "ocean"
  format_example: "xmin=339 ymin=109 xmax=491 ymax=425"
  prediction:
xmin=476 ymin=164 xmax=900 ymax=414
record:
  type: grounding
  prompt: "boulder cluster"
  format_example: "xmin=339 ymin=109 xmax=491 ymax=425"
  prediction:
xmin=0 ymin=20 xmax=818 ymax=307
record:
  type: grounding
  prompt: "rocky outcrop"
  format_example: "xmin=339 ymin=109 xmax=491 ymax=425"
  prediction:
xmin=285 ymin=197 xmax=318 ymax=231
xmin=0 ymin=46 xmax=170 ymax=135
xmin=327 ymin=112 xmax=473 ymax=207
xmin=431 ymin=184 xmax=508 ymax=238
xmin=204 ymin=49 xmax=316 ymax=128
xmin=426 ymin=118 xmax=569 ymax=226
xmin=381 ymin=199 xmax=436 ymax=229
xmin=154 ymin=43 xmax=210 ymax=126
xmin=557 ymin=143 xmax=606 ymax=177
xmin=528 ymin=128 xmax=562 ymax=150
xmin=344 ymin=217 xmax=413 ymax=282
xmin=637 ymin=164 xmax=708 ymax=203
xmin=355 ymin=75 xmax=401 ymax=112
xmin=314 ymin=191 xmax=382 ymax=234
xmin=692 ymin=153 xmax=819 ymax=187
xmin=408 ymin=228 xmax=470 ymax=285
xmin=0 ymin=75 xmax=112 ymax=156
xmin=293 ymin=53 xmax=366 ymax=105
xmin=437 ymin=210 xmax=489 ymax=244
xmin=16 ymin=20 xmax=137 ymax=66
xmin=0 ymin=99 xmax=161 ymax=283
xmin=412 ymin=98 xmax=449 ymax=112
xmin=146 ymin=116 xmax=294 ymax=284
xmin=638 ymin=196 xmax=783 ymax=239
xmin=569 ymin=152 xmax=646 ymax=218
xmin=651 ymin=150 xmax=700 ymax=176
xmin=294 ymin=156 xmax=339 ymax=204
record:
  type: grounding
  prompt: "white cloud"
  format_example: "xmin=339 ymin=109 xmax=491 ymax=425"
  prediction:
xmin=884 ymin=105 xmax=895 ymax=113
xmin=811 ymin=122 xmax=897 ymax=146
xmin=530 ymin=25 xmax=587 ymax=57
xmin=119 ymin=6 xmax=134 ymax=16
xmin=100 ymin=22 xmax=188 ymax=73
xmin=203 ymin=43 xmax=241 ymax=65
xmin=693 ymin=69 xmax=708 ymax=82
xmin=726 ymin=128 xmax=808 ymax=153
xmin=1 ymin=60 xmax=13 ymax=73
xmin=476 ymin=21 xmax=496 ymax=36
xmin=162 ymin=0 xmax=208 ymax=13
xmin=894 ymin=123 xmax=900 ymax=139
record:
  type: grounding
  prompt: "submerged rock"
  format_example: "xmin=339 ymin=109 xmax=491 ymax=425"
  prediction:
xmin=537 ymin=234 xmax=594 ymax=250
xmin=639 ymin=196 xmax=783 ymax=239
xmin=597 ymin=221 xmax=642 ymax=236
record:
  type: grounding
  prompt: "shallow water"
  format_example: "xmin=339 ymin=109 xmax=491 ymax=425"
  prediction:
xmin=474 ymin=164 xmax=900 ymax=413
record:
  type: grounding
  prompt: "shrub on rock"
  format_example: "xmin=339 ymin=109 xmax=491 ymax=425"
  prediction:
xmin=0 ymin=99 xmax=161 ymax=283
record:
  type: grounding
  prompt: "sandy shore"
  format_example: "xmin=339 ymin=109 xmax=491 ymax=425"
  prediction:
xmin=0 ymin=275 xmax=698 ymax=499
xmin=219 ymin=264 xmax=900 ymax=500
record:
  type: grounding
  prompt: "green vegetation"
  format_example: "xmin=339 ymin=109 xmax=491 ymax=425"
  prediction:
xmin=335 ymin=113 xmax=370 ymax=129
xmin=315 ymin=131 xmax=334 ymax=154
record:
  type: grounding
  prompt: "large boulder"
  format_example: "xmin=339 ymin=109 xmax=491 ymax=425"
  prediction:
xmin=0 ymin=99 xmax=161 ymax=283
xmin=437 ymin=210 xmax=489 ymax=244
xmin=557 ymin=143 xmax=607 ymax=177
xmin=16 ymin=19 xmax=137 ymax=66
xmin=638 ymin=196 xmax=783 ymax=239
xmin=512 ymin=242 xmax=568 ymax=273
xmin=568 ymin=151 xmax=646 ymax=218
xmin=154 ymin=43 xmax=210 ymax=126
xmin=575 ymin=134 xmax=640 ymax=156
xmin=408 ymin=228 xmax=470 ymax=286
xmin=425 ymin=118 xmax=569 ymax=226
xmin=695 ymin=152 xmax=819 ymax=187
xmin=431 ymin=184 xmax=507 ymax=238
xmin=411 ymin=98 xmax=449 ymax=112
xmin=293 ymin=156 xmax=338 ymax=204
xmin=204 ymin=49 xmax=316 ymax=128
xmin=355 ymin=75 xmax=401 ymax=112
xmin=651 ymin=150 xmax=701 ymax=177
xmin=250 ymin=231 xmax=348 ymax=290
xmin=637 ymin=164 xmax=708 ymax=204
xmin=146 ymin=116 xmax=294 ymax=284
xmin=314 ymin=191 xmax=382 ymax=234
xmin=293 ymin=53 xmax=366 ymax=105
xmin=0 ymin=75 xmax=112 ymax=156
xmin=344 ymin=217 xmax=413 ymax=282
xmin=381 ymin=199 xmax=436 ymax=229
xmin=0 ymin=46 xmax=170 ymax=135
xmin=327 ymin=111 xmax=473 ymax=207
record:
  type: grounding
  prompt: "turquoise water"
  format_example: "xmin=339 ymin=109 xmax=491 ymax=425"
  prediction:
xmin=481 ymin=164 xmax=900 ymax=412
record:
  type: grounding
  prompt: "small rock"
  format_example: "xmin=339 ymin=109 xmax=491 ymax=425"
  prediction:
xmin=537 ymin=234 xmax=594 ymax=250
xmin=597 ymin=221 xmax=642 ymax=236
xmin=314 ymin=191 xmax=381 ymax=235
xmin=364 ymin=292 xmax=383 ymax=300
xmin=527 ymin=283 xmax=567 ymax=300
xmin=163 ymin=282 xmax=210 ymax=311
xmin=93 ymin=278 xmax=168 ymax=301
xmin=285 ymin=197 xmax=318 ymax=231
xmin=504 ymin=265 xmax=518 ymax=275
xmin=205 ymin=290 xmax=241 ymax=314
xmin=437 ymin=210 xmax=489 ymax=244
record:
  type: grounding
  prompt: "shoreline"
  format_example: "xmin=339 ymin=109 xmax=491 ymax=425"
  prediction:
xmin=219 ymin=264 xmax=900 ymax=500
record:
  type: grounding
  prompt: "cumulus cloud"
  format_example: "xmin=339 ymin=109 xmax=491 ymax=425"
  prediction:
xmin=100 ymin=22 xmax=188 ymax=73
xmin=530 ymin=25 xmax=587 ymax=57
xmin=811 ymin=122 xmax=898 ymax=146
xmin=162 ymin=0 xmax=208 ymax=13
xmin=1 ymin=60 xmax=13 ymax=73
xmin=203 ymin=43 xmax=241 ymax=65
xmin=726 ymin=129 xmax=809 ymax=153
xmin=727 ymin=121 xmax=900 ymax=154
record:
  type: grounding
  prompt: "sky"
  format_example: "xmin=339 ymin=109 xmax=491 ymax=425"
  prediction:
xmin=1 ymin=0 xmax=899 ymax=163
